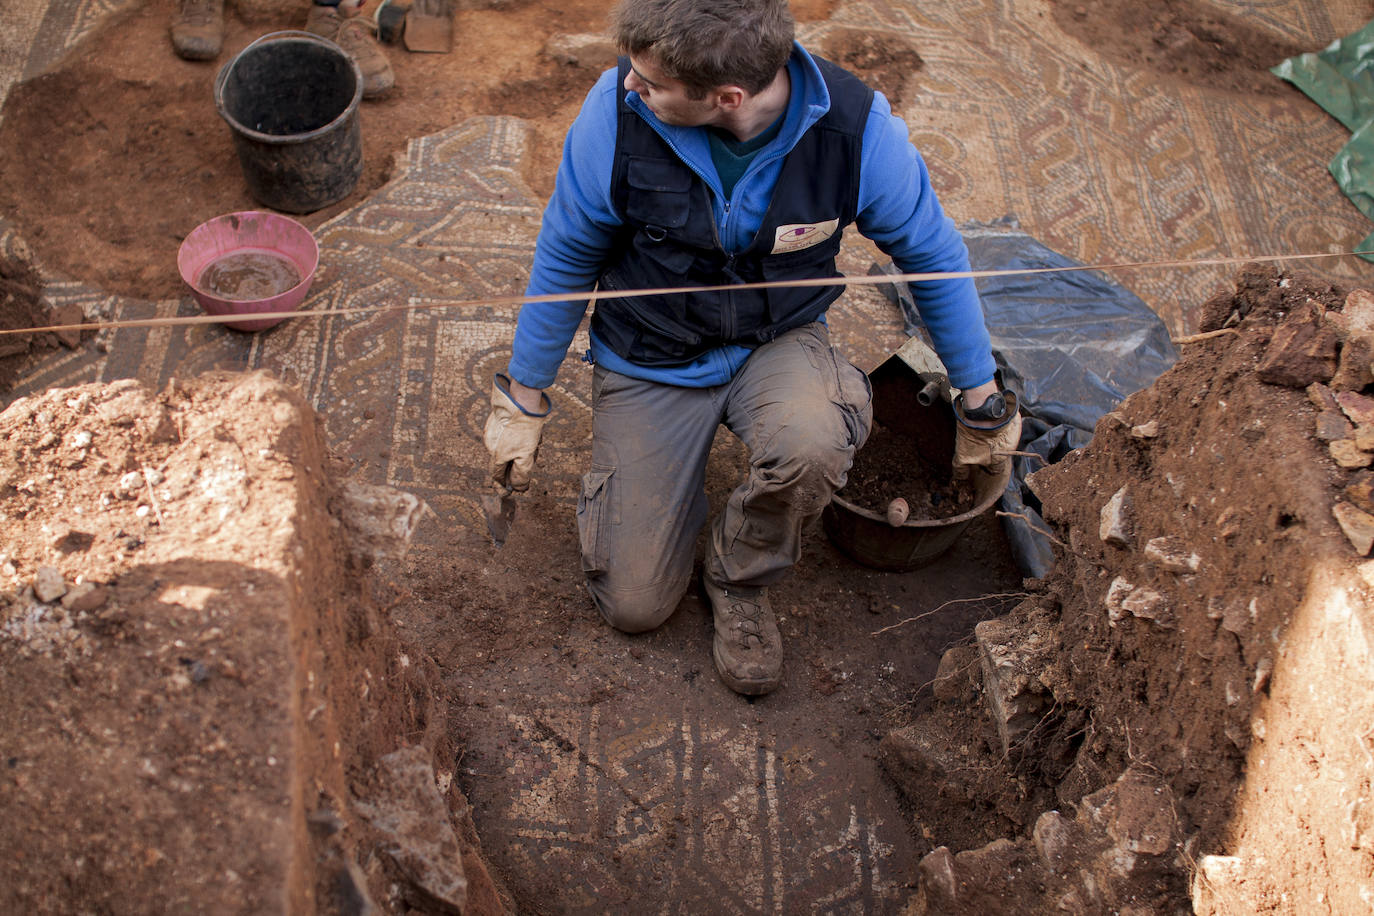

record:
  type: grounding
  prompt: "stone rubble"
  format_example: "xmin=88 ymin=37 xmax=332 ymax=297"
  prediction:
xmin=354 ymin=746 xmax=469 ymax=914
xmin=543 ymin=32 xmax=617 ymax=71
xmin=1142 ymin=536 xmax=1200 ymax=573
xmin=1098 ymin=486 xmax=1132 ymax=548
xmin=1247 ymin=292 xmax=1374 ymax=552
xmin=975 ymin=611 xmax=1057 ymax=756
xmin=909 ymin=767 xmax=1184 ymax=915
xmin=889 ymin=276 xmax=1373 ymax=913
xmin=1255 ymin=299 xmax=1340 ymax=388
xmin=333 ymin=480 xmax=431 ymax=564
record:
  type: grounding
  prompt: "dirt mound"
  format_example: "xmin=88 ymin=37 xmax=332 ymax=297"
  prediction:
xmin=0 ymin=373 xmax=508 ymax=913
xmin=884 ymin=266 xmax=1374 ymax=913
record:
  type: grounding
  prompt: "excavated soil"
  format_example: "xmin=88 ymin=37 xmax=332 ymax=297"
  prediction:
xmin=841 ymin=422 xmax=978 ymax=520
xmin=1036 ymin=272 xmax=1351 ymax=844
xmin=0 ymin=373 xmax=510 ymax=912
xmin=893 ymin=265 xmax=1374 ymax=914
xmin=0 ymin=0 xmax=839 ymax=301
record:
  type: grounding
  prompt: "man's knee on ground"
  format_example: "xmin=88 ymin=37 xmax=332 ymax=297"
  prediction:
xmin=587 ymin=577 xmax=684 ymax=634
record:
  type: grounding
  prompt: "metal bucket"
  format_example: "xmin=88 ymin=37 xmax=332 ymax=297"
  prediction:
xmin=822 ymin=460 xmax=1010 ymax=571
xmin=822 ymin=337 xmax=1012 ymax=571
xmin=214 ymin=31 xmax=363 ymax=214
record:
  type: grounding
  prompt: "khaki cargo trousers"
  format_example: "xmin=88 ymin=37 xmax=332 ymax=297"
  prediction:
xmin=578 ymin=322 xmax=873 ymax=633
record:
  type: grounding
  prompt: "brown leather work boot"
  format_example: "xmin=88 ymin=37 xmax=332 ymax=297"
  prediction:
xmin=703 ymin=574 xmax=782 ymax=696
xmin=303 ymin=1 xmax=342 ymax=37
xmin=171 ymin=0 xmax=225 ymax=61
xmin=305 ymin=5 xmax=396 ymax=100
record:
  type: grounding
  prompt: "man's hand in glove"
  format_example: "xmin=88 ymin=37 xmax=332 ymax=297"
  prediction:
xmin=483 ymin=374 xmax=552 ymax=491
xmin=952 ymin=383 xmax=1021 ymax=481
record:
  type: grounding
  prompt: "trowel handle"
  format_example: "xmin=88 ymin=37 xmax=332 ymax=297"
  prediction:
xmin=916 ymin=378 xmax=945 ymax=406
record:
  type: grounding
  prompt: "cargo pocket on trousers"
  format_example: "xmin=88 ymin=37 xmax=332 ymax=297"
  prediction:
xmin=577 ymin=467 xmax=617 ymax=577
xmin=799 ymin=329 xmax=873 ymax=450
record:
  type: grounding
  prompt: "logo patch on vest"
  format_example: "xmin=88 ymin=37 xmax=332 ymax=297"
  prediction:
xmin=771 ymin=219 xmax=840 ymax=254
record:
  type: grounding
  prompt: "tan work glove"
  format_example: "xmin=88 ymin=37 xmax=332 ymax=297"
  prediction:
xmin=952 ymin=389 xmax=1021 ymax=481
xmin=483 ymin=373 xmax=552 ymax=491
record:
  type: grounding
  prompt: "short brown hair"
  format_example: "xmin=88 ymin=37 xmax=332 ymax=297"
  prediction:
xmin=612 ymin=0 xmax=795 ymax=97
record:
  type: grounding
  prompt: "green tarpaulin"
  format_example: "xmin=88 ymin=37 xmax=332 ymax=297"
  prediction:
xmin=1273 ymin=20 xmax=1374 ymax=260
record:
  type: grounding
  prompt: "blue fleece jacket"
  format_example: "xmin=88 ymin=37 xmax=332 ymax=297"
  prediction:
xmin=508 ymin=43 xmax=996 ymax=391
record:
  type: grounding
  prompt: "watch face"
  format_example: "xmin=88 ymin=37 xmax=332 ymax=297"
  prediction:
xmin=958 ymin=390 xmax=1016 ymax=429
xmin=964 ymin=392 xmax=1005 ymax=420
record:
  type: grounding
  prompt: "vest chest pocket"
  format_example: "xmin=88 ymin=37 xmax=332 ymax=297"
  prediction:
xmin=758 ymin=229 xmax=846 ymax=322
xmin=633 ymin=231 xmax=697 ymax=275
xmin=758 ymin=224 xmax=845 ymax=273
xmin=624 ymin=156 xmax=692 ymax=229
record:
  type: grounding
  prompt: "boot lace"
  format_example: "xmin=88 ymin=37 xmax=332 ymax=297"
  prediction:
xmin=726 ymin=597 xmax=765 ymax=648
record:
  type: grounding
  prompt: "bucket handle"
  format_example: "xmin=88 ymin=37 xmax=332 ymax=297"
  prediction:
xmin=213 ymin=29 xmax=363 ymax=115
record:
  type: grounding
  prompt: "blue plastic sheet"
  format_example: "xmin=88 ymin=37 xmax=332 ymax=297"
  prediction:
xmin=873 ymin=218 xmax=1178 ymax=577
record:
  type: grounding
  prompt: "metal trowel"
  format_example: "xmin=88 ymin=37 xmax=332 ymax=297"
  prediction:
xmin=480 ymin=488 xmax=517 ymax=547
xmin=404 ymin=0 xmax=453 ymax=53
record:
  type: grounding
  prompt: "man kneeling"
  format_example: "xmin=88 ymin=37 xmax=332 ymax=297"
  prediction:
xmin=483 ymin=0 xmax=1015 ymax=695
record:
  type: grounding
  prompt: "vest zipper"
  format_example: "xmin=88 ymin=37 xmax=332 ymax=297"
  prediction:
xmin=721 ymin=253 xmax=737 ymax=341
xmin=713 ymin=195 xmax=739 ymax=342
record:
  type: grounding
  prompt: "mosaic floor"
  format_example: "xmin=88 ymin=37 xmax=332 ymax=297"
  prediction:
xmin=4 ymin=0 xmax=1374 ymax=912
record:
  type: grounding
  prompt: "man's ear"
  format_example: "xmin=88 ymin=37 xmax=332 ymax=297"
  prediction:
xmin=713 ymin=85 xmax=746 ymax=111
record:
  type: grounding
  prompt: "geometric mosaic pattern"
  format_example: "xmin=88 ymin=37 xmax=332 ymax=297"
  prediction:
xmin=457 ymin=671 xmax=909 ymax=912
xmin=803 ymin=0 xmax=1373 ymax=336
xmin=4 ymin=0 xmax=1373 ymax=911
xmin=0 ymin=0 xmax=135 ymax=118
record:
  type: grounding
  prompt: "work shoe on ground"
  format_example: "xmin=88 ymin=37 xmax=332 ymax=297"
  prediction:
xmin=305 ymin=5 xmax=396 ymax=99
xmin=703 ymin=574 xmax=782 ymax=696
xmin=171 ymin=0 xmax=225 ymax=61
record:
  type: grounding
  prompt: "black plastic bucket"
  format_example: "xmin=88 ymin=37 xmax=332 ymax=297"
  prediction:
xmin=214 ymin=31 xmax=364 ymax=214
xmin=822 ymin=351 xmax=1013 ymax=571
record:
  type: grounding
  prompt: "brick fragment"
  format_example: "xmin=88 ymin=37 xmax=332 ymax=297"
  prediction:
xmin=1256 ymin=301 xmax=1340 ymax=388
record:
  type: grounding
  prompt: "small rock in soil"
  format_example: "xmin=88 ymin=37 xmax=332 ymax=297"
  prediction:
xmin=1333 ymin=502 xmax=1374 ymax=555
xmin=33 ymin=566 xmax=66 ymax=603
xmin=1099 ymin=486 xmax=1132 ymax=547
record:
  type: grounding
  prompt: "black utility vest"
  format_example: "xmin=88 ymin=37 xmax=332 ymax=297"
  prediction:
xmin=592 ymin=57 xmax=874 ymax=367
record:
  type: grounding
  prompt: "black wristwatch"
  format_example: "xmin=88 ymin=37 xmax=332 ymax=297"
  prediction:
xmin=954 ymin=389 xmax=1018 ymax=430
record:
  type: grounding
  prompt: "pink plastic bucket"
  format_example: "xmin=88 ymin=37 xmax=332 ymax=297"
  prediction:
xmin=177 ymin=211 xmax=319 ymax=332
